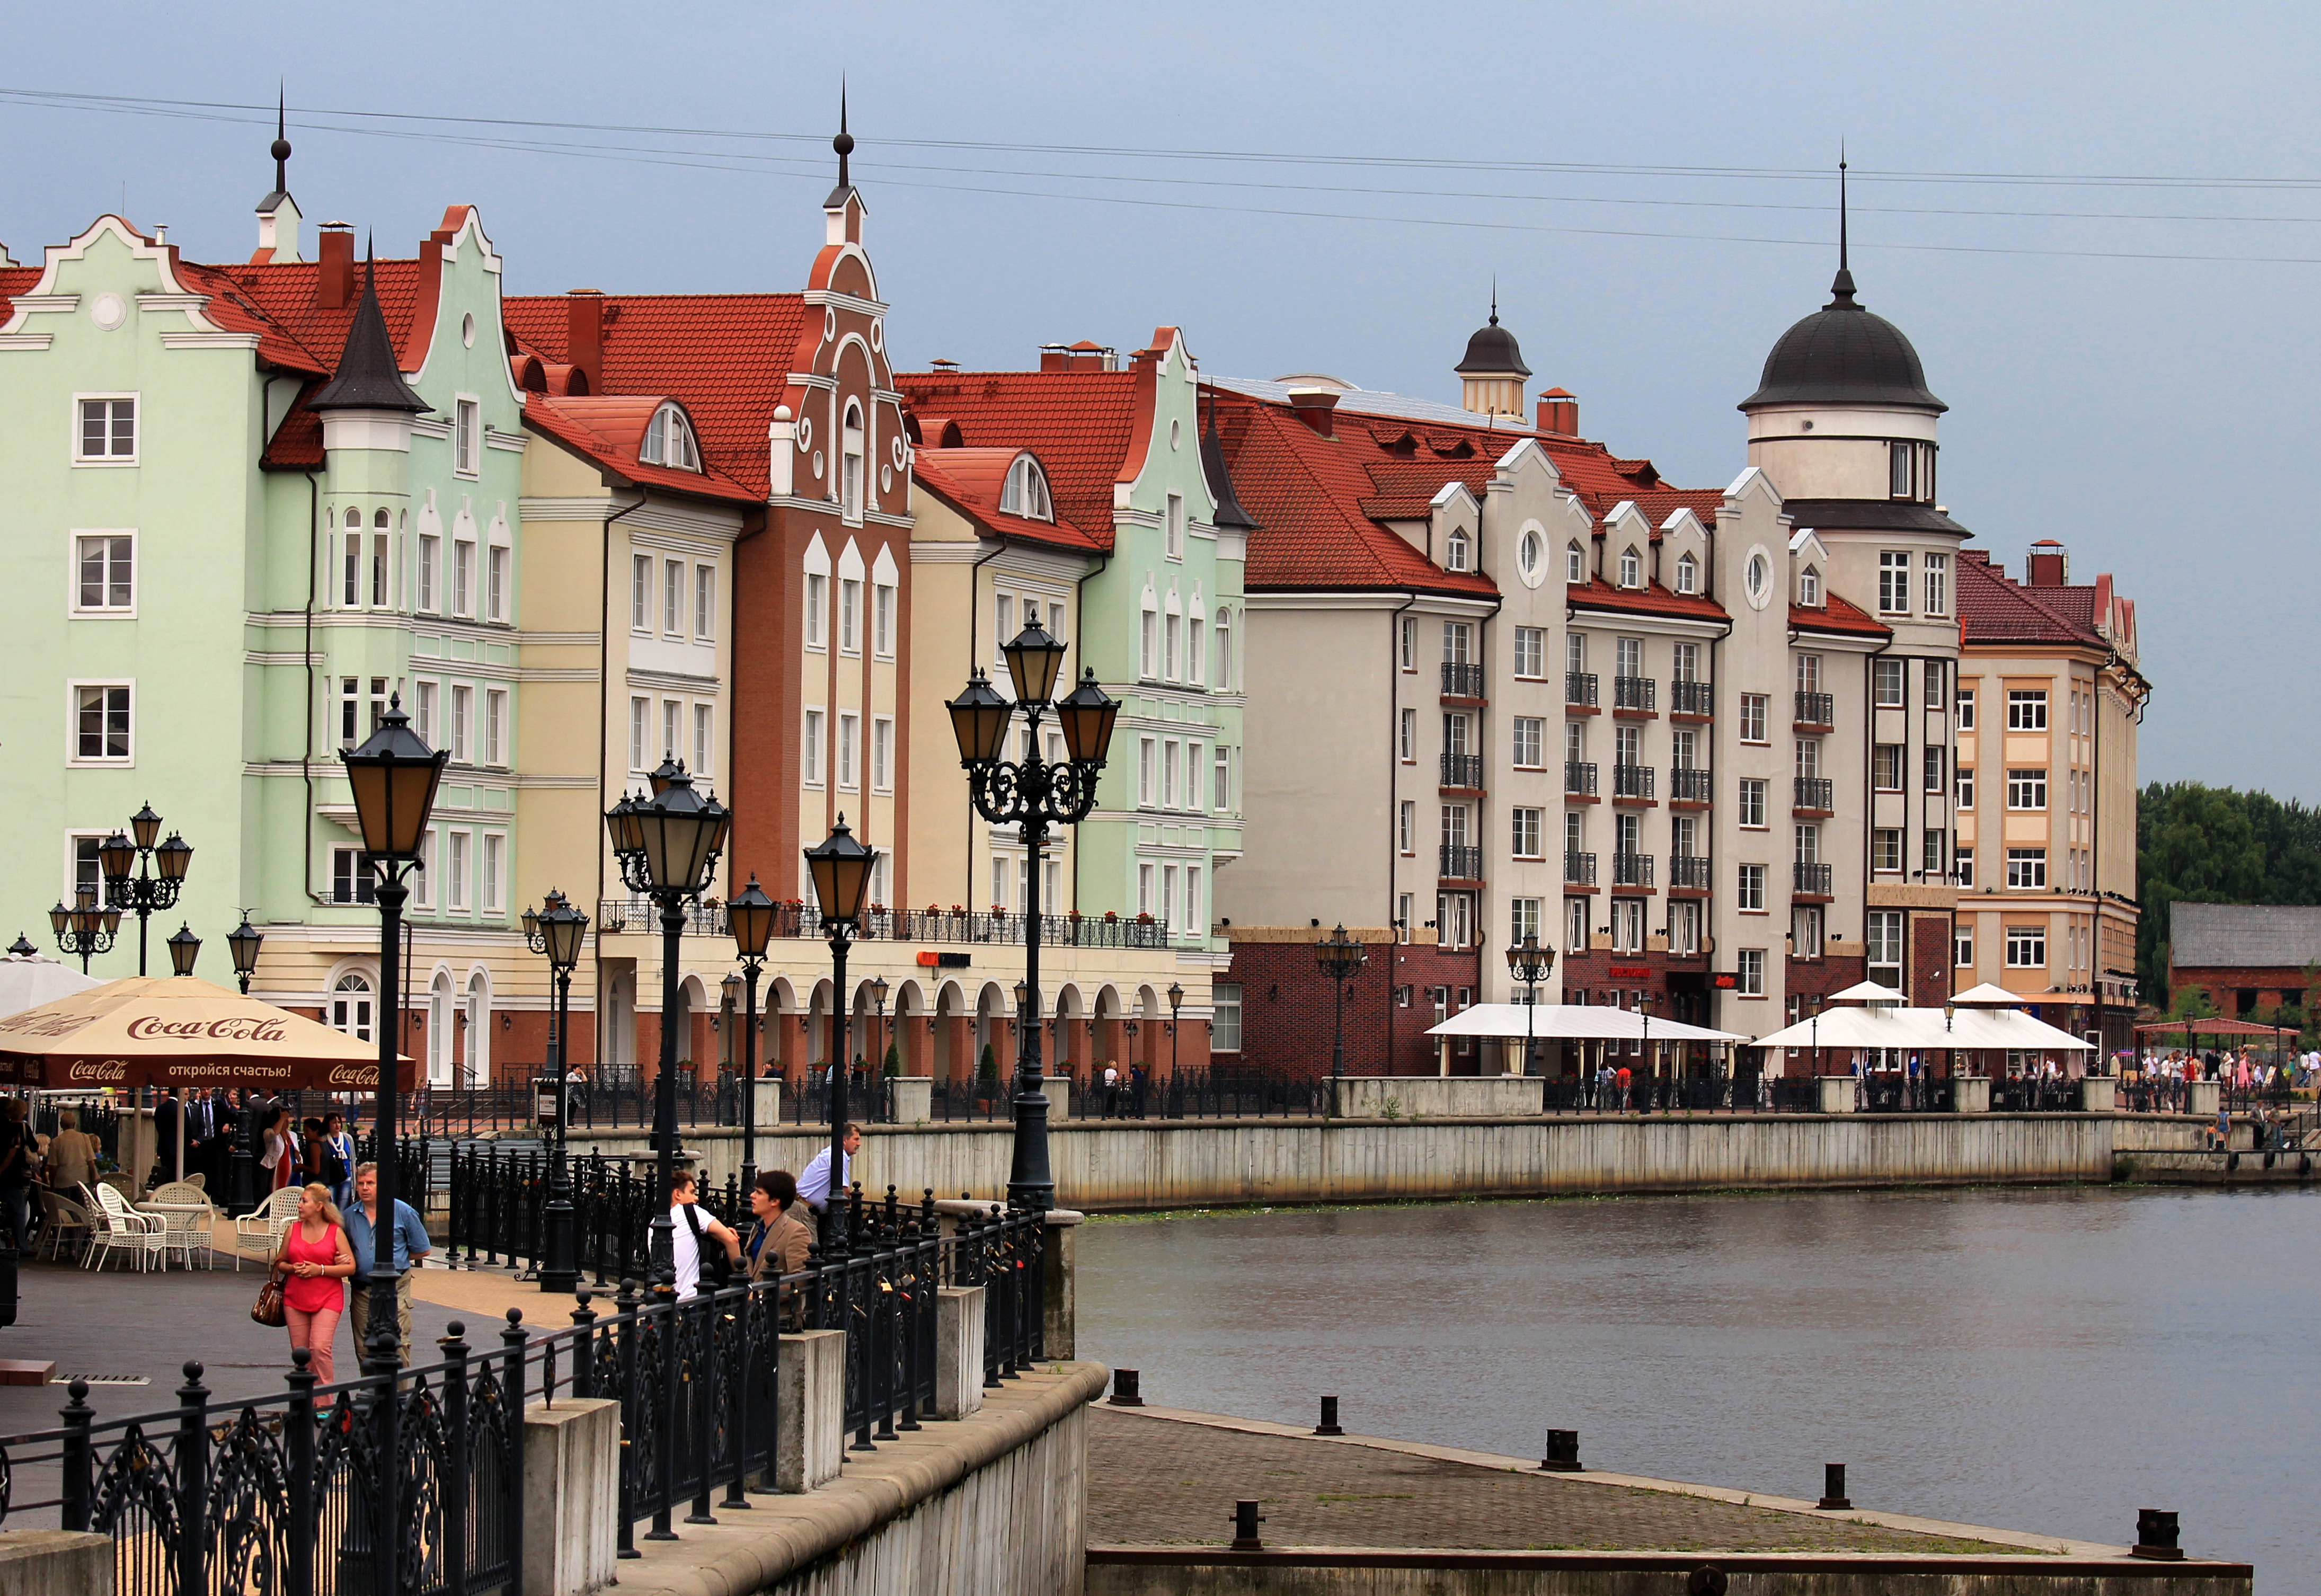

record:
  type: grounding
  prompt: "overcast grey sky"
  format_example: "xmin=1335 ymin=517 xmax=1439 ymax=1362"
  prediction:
xmin=7 ymin=2 xmax=2313 ymax=800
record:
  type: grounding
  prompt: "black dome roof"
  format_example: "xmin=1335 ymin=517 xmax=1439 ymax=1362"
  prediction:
xmin=1455 ymin=312 xmax=1530 ymax=378
xmin=1740 ymin=269 xmax=1944 ymax=413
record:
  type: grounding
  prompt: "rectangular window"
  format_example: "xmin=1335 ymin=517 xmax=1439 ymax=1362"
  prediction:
xmin=1615 ymin=636 xmax=1642 ymax=678
xmin=1399 ymin=616 xmax=1418 ymax=671
xmin=1737 ymin=863 xmax=1766 ymax=912
xmin=1889 ymin=441 xmax=1913 ymax=499
xmin=1164 ymin=612 xmax=1181 ymax=681
xmin=1924 ymin=554 xmax=1950 ymax=617
xmin=661 ymin=701 xmax=679 ymax=766
xmin=1138 ymin=609 xmax=1156 ymax=679
xmin=1736 ymin=949 xmax=1765 ymax=997
xmin=1163 ymin=740 xmax=1180 ymax=809
xmin=76 ymin=396 xmax=137 ymax=462
xmin=1165 ymin=493 xmax=1185 ymax=560
xmin=1924 ymin=828 xmax=1945 ymax=876
xmin=371 ymin=532 xmax=389 ymax=609
xmin=1872 ymin=744 xmax=1902 ymax=791
xmin=802 ymin=709 xmax=826 ymax=785
xmin=337 ymin=676 xmax=359 ymax=749
xmin=484 ymin=689 xmax=506 ymax=766
xmin=837 ymin=713 xmax=857 ymax=788
xmin=2006 ymin=848 xmax=2047 ymax=889
xmin=1669 ymin=899 xmax=1701 ymax=956
xmin=628 ymin=697 xmax=649 ymax=772
xmin=1511 ymin=717 xmax=1544 ymax=768
xmin=2006 ymin=925 xmax=2048 ymax=969
xmin=1955 ymin=925 xmax=1974 ymax=967
xmin=1162 ymin=865 xmax=1179 ymax=928
xmin=330 ymin=847 xmax=376 ymax=907
xmin=454 ymin=399 xmax=480 ymax=476
xmin=1873 ymin=828 xmax=1903 ymax=872
xmin=839 ymin=578 xmax=860 ymax=653
xmin=804 ymin=573 xmax=827 ymax=649
xmin=1793 ymin=905 xmax=1824 ymax=958
xmin=1957 ymin=688 xmax=1976 ymax=729
xmin=1795 ymin=653 xmax=1822 ymax=694
xmin=1739 ymin=694 xmax=1767 ymax=743
xmin=1399 ymin=800 xmax=1416 ymax=855
xmin=1924 ymin=745 xmax=1946 ymax=794
xmin=74 ymin=534 xmax=135 ymax=612
xmin=1738 ymin=777 xmax=1767 ymax=828
xmin=486 ymin=545 xmax=508 ymax=623
xmin=1957 ymin=770 xmax=1975 ymax=810
xmin=1794 ymin=738 xmax=1821 ymax=778
xmin=1399 ymin=708 xmax=1416 ymax=762
xmin=1957 ymin=847 xmax=1974 ymax=889
xmin=453 ymin=540 xmax=474 ymax=617
xmin=1867 ymin=909 xmax=1905 ymax=986
xmin=871 ymin=716 xmax=892 ymax=792
xmin=449 ymin=686 xmax=471 ymax=762
xmin=1138 ymin=737 xmax=1155 ymax=806
xmin=682 ymin=703 xmax=708 ymax=776
xmin=696 ymin=565 xmax=716 ymax=639
xmin=1565 ymin=896 xmax=1589 ymax=953
xmin=343 ymin=534 xmax=361 ymax=608
xmin=482 ymin=834 xmax=503 ymax=914
xmin=1215 ymin=746 xmax=1233 ymax=811
xmin=1511 ymin=806 xmax=1543 ymax=858
xmin=411 ymin=680 xmax=438 ymax=746
xmin=413 ymin=830 xmax=435 ymax=910
xmin=1874 ymin=658 xmax=1906 ymax=707
xmin=660 ymin=558 xmax=681 ymax=634
xmin=1440 ymin=804 xmax=1469 ymax=847
xmin=1212 ymin=984 xmax=1242 ymax=1052
xmin=73 ymin=683 xmax=132 ymax=761
xmin=1795 ymin=823 xmax=1821 ymax=863
xmin=419 ymin=535 xmax=439 ymax=613
xmin=2008 ymin=769 xmax=2048 ymax=810
xmin=2007 ymin=690 xmax=2048 ymax=730
xmin=446 ymin=831 xmax=469 ymax=911
xmin=873 ymin=583 xmax=896 ymax=657
xmin=1510 ymin=897 xmax=1543 ymax=947
xmin=1879 ymin=549 xmax=1910 ymax=613
xmin=1924 ymin=660 xmax=1946 ymax=710
xmin=1184 ymin=866 xmax=1202 ymax=936
xmin=1442 ymin=622 xmax=1473 ymax=665
xmin=1672 ymin=642 xmax=1699 ymax=683
xmin=1136 ymin=863 xmax=1154 ymax=919
xmin=1513 ymin=627 xmax=1544 ymax=678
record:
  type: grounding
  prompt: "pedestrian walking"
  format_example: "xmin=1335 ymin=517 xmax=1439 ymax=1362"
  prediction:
xmin=273 ymin=1183 xmax=355 ymax=1382
xmin=343 ymin=1161 xmax=430 ymax=1368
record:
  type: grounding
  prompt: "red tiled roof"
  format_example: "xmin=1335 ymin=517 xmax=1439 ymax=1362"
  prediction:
xmin=1789 ymin=592 xmax=1891 ymax=639
xmin=894 ymin=370 xmax=1142 ymax=549
xmin=503 ymin=292 xmax=807 ymax=499
xmin=1569 ymin=577 xmax=1729 ymax=623
xmin=210 ymin=257 xmax=429 ymax=378
xmin=910 ymin=448 xmax=1102 ymax=553
xmin=525 ymin=396 xmax=759 ymax=504
xmin=1956 ymin=551 xmax=2101 ymax=647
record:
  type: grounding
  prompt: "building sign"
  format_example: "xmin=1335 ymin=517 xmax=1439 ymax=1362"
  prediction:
xmin=915 ymin=951 xmax=971 ymax=969
xmin=1608 ymin=965 xmax=1652 ymax=980
xmin=1711 ymin=973 xmax=1739 ymax=990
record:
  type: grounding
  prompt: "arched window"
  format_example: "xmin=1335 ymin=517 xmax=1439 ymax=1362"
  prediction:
xmin=427 ymin=971 xmax=453 ymax=1086
xmin=464 ymin=971 xmax=492 ymax=1087
xmin=641 ymin=403 xmax=701 ymax=471
xmin=1801 ymin=564 xmax=1823 ymax=606
xmin=1445 ymin=526 xmax=1470 ymax=572
xmin=1675 ymin=553 xmax=1697 ymax=595
xmin=1618 ymin=546 xmax=1640 ymax=588
xmin=370 ymin=507 xmax=391 ymax=608
xmin=841 ymin=401 xmax=865 ymax=520
xmin=342 ymin=507 xmax=364 ymax=608
xmin=331 ymin=973 xmax=374 ymax=1043
xmin=1566 ymin=542 xmax=1584 ymax=583
xmin=998 ymin=454 xmax=1053 ymax=521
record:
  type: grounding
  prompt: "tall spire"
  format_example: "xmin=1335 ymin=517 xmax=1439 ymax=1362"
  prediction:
xmin=826 ymin=81 xmax=857 ymax=207
xmin=1489 ymin=274 xmax=1499 ymax=327
xmin=1828 ymin=147 xmax=1859 ymax=308
xmin=1200 ymin=387 xmax=1258 ymax=532
xmin=311 ymin=240 xmax=429 ymax=414
xmin=272 ymin=85 xmax=291 ymax=196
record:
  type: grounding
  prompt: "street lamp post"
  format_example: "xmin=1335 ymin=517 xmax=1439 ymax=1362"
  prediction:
xmin=228 ymin=915 xmax=264 ymax=996
xmin=604 ymin=769 xmax=731 ymax=1305
xmin=1505 ymin=935 xmax=1556 ymax=1080
xmin=805 ymin=820 xmax=878 ymax=1257
xmin=727 ymin=876 xmax=776 ymax=1198
xmin=870 ymin=976 xmax=890 ymax=1116
xmin=522 ymin=890 xmax=590 ymax=1294
xmin=1166 ymin=981 xmax=1183 ymax=1080
xmin=50 ymin=889 xmax=121 ymax=975
xmin=1315 ymin=925 xmax=1367 ymax=1086
xmin=225 ymin=914 xmax=265 ymax=1215
xmin=340 ymin=693 xmax=448 ymax=1596
xmin=99 ymin=804 xmax=194 ymax=977
xmin=947 ymin=631 xmax=1120 ymax=1214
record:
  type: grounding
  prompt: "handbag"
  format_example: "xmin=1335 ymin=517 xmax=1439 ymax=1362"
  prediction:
xmin=252 ymin=1274 xmax=287 ymax=1328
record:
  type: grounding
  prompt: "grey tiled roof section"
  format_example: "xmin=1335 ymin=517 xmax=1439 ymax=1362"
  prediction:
xmin=2171 ymin=902 xmax=2321 ymax=968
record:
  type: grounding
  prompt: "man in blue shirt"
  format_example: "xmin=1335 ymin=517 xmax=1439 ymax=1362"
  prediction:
xmin=344 ymin=1162 xmax=432 ymax=1367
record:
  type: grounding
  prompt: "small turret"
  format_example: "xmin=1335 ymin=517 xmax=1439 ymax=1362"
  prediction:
xmin=1454 ymin=285 xmax=1529 ymax=418
xmin=254 ymin=87 xmax=303 ymax=264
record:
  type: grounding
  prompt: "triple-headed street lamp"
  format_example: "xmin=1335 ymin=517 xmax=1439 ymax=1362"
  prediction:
xmin=945 ymin=622 xmax=1119 ymax=1213
xmin=522 ymin=889 xmax=590 ymax=1294
xmin=804 ymin=817 xmax=877 ymax=1257
xmin=606 ymin=768 xmax=731 ymax=1301
xmin=725 ymin=876 xmax=778 ymax=1199
xmin=1315 ymin=925 xmax=1367 ymax=1082
xmin=99 ymin=804 xmax=194 ymax=976
xmin=1506 ymin=935 xmax=1556 ymax=1078
xmin=49 ymin=890 xmax=121 ymax=974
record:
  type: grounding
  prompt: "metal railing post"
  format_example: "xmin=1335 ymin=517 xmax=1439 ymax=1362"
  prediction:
xmin=172 ymin=1361 xmax=211 ymax=1596
xmin=440 ymin=1322 xmax=473 ymax=1596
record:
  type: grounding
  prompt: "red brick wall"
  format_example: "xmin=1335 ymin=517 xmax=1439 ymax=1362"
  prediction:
xmin=1909 ymin=915 xmax=1953 ymax=1006
xmin=1223 ymin=937 xmax=1481 ymax=1079
xmin=2168 ymin=963 xmax=2315 ymax=1015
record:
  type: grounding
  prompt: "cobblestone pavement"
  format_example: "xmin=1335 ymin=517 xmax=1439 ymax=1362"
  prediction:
xmin=1087 ymin=1408 xmax=2013 ymax=1554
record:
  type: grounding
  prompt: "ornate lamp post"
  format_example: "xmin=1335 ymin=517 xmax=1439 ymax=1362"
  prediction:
xmin=523 ymin=889 xmax=590 ymax=1293
xmin=340 ymin=693 xmax=447 ymax=1596
xmin=225 ymin=913 xmax=264 ymax=1212
xmin=99 ymin=804 xmax=194 ymax=976
xmin=1505 ymin=935 xmax=1556 ymax=1079
xmin=870 ymin=975 xmax=890 ymax=1105
xmin=605 ymin=769 xmax=730 ymax=1300
xmin=50 ymin=889 xmax=121 ymax=974
xmin=165 ymin=924 xmax=201 ymax=977
xmin=727 ymin=876 xmax=776 ymax=1197
xmin=804 ymin=819 xmax=877 ymax=1256
xmin=1315 ymin=925 xmax=1367 ymax=1082
xmin=947 ymin=628 xmax=1119 ymax=1214
xmin=227 ymin=915 xmax=263 ymax=995
xmin=1166 ymin=981 xmax=1183 ymax=1080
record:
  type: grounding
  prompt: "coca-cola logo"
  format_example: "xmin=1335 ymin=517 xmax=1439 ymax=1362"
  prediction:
xmin=67 ymin=1060 xmax=128 ymax=1084
xmin=126 ymin=1016 xmax=291 ymax=1044
xmin=326 ymin=1064 xmax=380 ymax=1087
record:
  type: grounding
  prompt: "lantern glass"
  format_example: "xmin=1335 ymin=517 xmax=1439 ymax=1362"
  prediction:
xmin=341 ymin=696 xmax=448 ymax=861
xmin=1002 ymin=619 xmax=1069 ymax=705
xmin=649 ymin=756 xmax=683 ymax=796
xmin=166 ymin=924 xmax=201 ymax=977
xmin=1056 ymin=670 xmax=1120 ymax=764
xmin=48 ymin=902 xmax=68 ymax=937
xmin=947 ymin=671 xmax=1013 ymax=766
xmin=542 ymin=901 xmax=589 ymax=971
xmin=228 ymin=917 xmax=264 ymax=978
xmin=98 ymin=831 xmax=136 ymax=886
xmin=633 ymin=771 xmax=726 ymax=895
xmin=1167 ymin=980 xmax=1183 ymax=1012
xmin=870 ymin=976 xmax=889 ymax=1009
xmin=804 ymin=815 xmax=877 ymax=925
xmin=129 ymin=803 xmax=163 ymax=852
xmin=721 ymin=972 xmax=743 ymax=1007
xmin=521 ymin=905 xmax=539 ymax=945
xmin=728 ymin=876 xmax=778 ymax=960
xmin=100 ymin=906 xmax=122 ymax=936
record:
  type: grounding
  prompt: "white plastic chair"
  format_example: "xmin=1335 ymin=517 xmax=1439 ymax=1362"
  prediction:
xmin=36 ymin=1186 xmax=91 ymax=1263
xmin=233 ymin=1187 xmax=303 ymax=1272
xmin=144 ymin=1180 xmax=217 ymax=1270
xmin=84 ymin=1182 xmax=166 ymax=1273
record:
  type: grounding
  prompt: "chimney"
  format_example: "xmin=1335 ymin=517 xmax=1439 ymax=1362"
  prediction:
xmin=1043 ymin=340 xmax=1117 ymax=373
xmin=1537 ymin=387 xmax=1579 ymax=436
xmin=316 ymin=223 xmax=355 ymax=309
xmin=2025 ymin=539 xmax=2068 ymax=587
xmin=1286 ymin=386 xmax=1339 ymax=438
xmin=567 ymin=290 xmax=606 ymax=395
xmin=1040 ymin=343 xmax=1069 ymax=373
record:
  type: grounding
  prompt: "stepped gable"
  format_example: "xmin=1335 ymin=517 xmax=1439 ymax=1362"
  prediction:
xmin=894 ymin=368 xmax=1143 ymax=551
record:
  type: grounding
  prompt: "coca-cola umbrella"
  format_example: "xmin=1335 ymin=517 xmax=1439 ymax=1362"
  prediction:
xmin=0 ymin=975 xmax=415 ymax=1093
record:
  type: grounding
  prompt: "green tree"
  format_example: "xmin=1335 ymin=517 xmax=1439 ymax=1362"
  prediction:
xmin=2138 ymin=781 xmax=2321 ymax=1006
xmin=977 ymin=1042 xmax=998 ymax=1085
xmin=883 ymin=1037 xmax=902 ymax=1076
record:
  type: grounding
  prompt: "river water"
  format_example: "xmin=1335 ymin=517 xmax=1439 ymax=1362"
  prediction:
xmin=1077 ymin=1186 xmax=2315 ymax=1584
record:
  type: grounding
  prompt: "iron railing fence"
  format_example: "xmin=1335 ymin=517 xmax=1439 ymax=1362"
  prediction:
xmin=1794 ymin=691 xmax=1834 ymax=726
xmin=1794 ymin=862 xmax=1833 ymax=896
xmin=1667 ymin=854 xmax=1712 ymax=890
xmin=1062 ymin=1069 xmax=1328 ymax=1120
xmin=1564 ymin=760 xmax=1598 ymax=797
xmin=1540 ymin=1076 xmax=1823 ymax=1114
xmin=1668 ymin=767 xmax=1712 ymax=803
xmin=1794 ymin=776 xmax=1834 ymax=811
xmin=1439 ymin=752 xmax=1486 ymax=790
xmin=1565 ymin=671 xmax=1598 ymax=708
xmin=1989 ymin=1078 xmax=2082 ymax=1112
xmin=1439 ymin=845 xmax=1485 ymax=881
xmin=1611 ymin=764 xmax=1654 ymax=802
xmin=1440 ymin=661 xmax=1486 ymax=700
xmin=1861 ymin=1075 xmax=1957 ymax=1113
xmin=1669 ymin=679 xmax=1714 ymax=716
xmin=596 ymin=898 xmax=1171 ymax=950
xmin=1612 ymin=675 xmax=1656 ymax=714
xmin=1564 ymin=850 xmax=1597 ymax=886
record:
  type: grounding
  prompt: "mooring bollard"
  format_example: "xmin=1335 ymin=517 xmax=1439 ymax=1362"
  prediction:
xmin=1687 ymin=1565 xmax=1729 ymax=1596
xmin=1314 ymin=1395 xmax=1343 ymax=1435
xmin=1817 ymin=1462 xmax=1852 ymax=1510
xmin=2132 ymin=1508 xmax=2184 ymax=1560
xmin=1539 ymin=1429 xmax=1582 ymax=1472
xmin=1229 ymin=1500 xmax=1266 ymax=1550
xmin=1108 ymin=1368 xmax=1144 ymax=1406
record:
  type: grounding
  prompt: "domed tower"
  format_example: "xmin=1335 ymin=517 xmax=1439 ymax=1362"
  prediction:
xmin=1455 ymin=291 xmax=1530 ymax=418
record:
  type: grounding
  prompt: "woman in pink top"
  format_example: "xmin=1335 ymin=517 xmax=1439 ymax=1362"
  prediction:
xmin=273 ymin=1183 xmax=356 ymax=1382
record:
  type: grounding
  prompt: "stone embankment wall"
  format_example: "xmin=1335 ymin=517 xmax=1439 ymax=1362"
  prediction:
xmin=557 ymin=1111 xmax=2148 ymax=1213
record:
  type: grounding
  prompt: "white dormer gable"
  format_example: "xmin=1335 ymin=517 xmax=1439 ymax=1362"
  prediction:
xmin=1660 ymin=508 xmax=1708 ymax=597
xmin=802 ymin=530 xmax=832 ymax=577
xmin=837 ymin=536 xmax=866 ymax=581
xmin=1430 ymin=481 xmax=1480 ymax=573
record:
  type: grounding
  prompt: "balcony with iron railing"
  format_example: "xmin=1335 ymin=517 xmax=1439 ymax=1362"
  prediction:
xmin=1439 ymin=751 xmax=1486 ymax=790
xmin=1566 ymin=671 xmax=1599 ymax=708
xmin=1612 ymin=852 xmax=1655 ymax=889
xmin=1794 ymin=776 xmax=1834 ymax=812
xmin=1441 ymin=660 xmax=1486 ymax=701
xmin=1613 ymin=675 xmax=1657 ymax=714
xmin=1794 ymin=691 xmax=1835 ymax=728
xmin=596 ymin=897 xmax=1174 ymax=948
xmin=1564 ymin=760 xmax=1598 ymax=797
xmin=1668 ymin=854 xmax=1712 ymax=890
xmin=1793 ymin=861 xmax=1833 ymax=897
xmin=1669 ymin=767 xmax=1713 ymax=804
xmin=1439 ymin=844 xmax=1485 ymax=881
xmin=1564 ymin=850 xmax=1597 ymax=886
xmin=1611 ymin=762 xmax=1655 ymax=802
xmin=1669 ymin=679 xmax=1714 ymax=717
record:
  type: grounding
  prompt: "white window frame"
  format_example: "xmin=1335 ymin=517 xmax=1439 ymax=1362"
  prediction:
xmin=450 ymin=685 xmax=472 ymax=764
xmin=1138 ymin=738 xmax=1155 ymax=806
xmin=802 ymin=708 xmax=827 ymax=787
xmin=2007 ymin=769 xmax=2048 ymax=811
xmin=1737 ymin=863 xmax=1765 ymax=912
xmin=1513 ymin=627 xmax=1544 ymax=679
xmin=1214 ymin=746 xmax=1233 ymax=811
xmin=1874 ymin=658 xmax=1906 ymax=708
xmin=67 ymin=680 xmax=135 ymax=765
xmin=628 ymin=696 xmax=649 ymax=773
xmin=1165 ymin=492 xmax=1185 ymax=561
xmin=481 ymin=832 xmax=505 ymax=915
xmin=453 ymin=539 xmax=475 ymax=618
xmin=837 ymin=712 xmax=858 ymax=790
xmin=1923 ymin=553 xmax=1950 ymax=617
xmin=2006 ymin=926 xmax=2047 ymax=969
xmin=1737 ymin=950 xmax=1765 ymax=997
xmin=1399 ymin=708 xmax=1417 ymax=763
xmin=453 ymin=397 xmax=483 ymax=477
xmin=487 ymin=544 xmax=509 ymax=624
xmin=418 ymin=534 xmax=440 ymax=614
xmin=70 ymin=530 xmax=138 ymax=617
xmin=1738 ymin=777 xmax=1767 ymax=829
xmin=871 ymin=715 xmax=893 ymax=793
xmin=2007 ymin=848 xmax=2047 ymax=890
xmin=414 ymin=680 xmax=439 ymax=746
xmin=1873 ymin=828 xmax=1903 ymax=873
xmin=1399 ymin=616 xmax=1417 ymax=671
xmin=1511 ymin=717 xmax=1544 ymax=769
xmin=1511 ymin=806 xmax=1544 ymax=859
xmin=804 ymin=572 xmax=828 ymax=651
xmin=1957 ymin=847 xmax=1975 ymax=889
xmin=839 ymin=577 xmax=861 ymax=655
xmin=1878 ymin=550 xmax=1910 ymax=615
xmin=873 ymin=582 xmax=896 ymax=659
xmin=72 ymin=393 xmax=138 ymax=466
xmin=695 ymin=565 xmax=716 ymax=640
xmin=446 ymin=831 xmax=470 ymax=912
xmin=2007 ymin=690 xmax=2049 ymax=731
xmin=1739 ymin=694 xmax=1767 ymax=744
xmin=694 ymin=703 xmax=714 ymax=777
xmin=1955 ymin=925 xmax=1974 ymax=967
xmin=483 ymin=688 xmax=507 ymax=767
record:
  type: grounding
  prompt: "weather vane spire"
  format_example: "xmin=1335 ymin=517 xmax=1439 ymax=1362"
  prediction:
xmin=1829 ymin=145 xmax=1858 ymax=307
xmin=835 ymin=79 xmax=853 ymax=192
xmin=270 ymin=83 xmax=292 ymax=198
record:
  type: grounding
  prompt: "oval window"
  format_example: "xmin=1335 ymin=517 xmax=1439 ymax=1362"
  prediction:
xmin=1518 ymin=530 xmax=1542 ymax=578
xmin=1744 ymin=554 xmax=1769 ymax=602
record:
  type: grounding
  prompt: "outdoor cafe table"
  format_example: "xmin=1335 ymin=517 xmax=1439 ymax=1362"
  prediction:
xmin=135 ymin=1200 xmax=214 ymax=1270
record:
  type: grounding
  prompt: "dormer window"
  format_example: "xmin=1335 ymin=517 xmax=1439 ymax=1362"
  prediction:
xmin=1618 ymin=546 xmax=1640 ymax=588
xmin=1566 ymin=542 xmax=1583 ymax=583
xmin=641 ymin=403 xmax=701 ymax=471
xmin=1675 ymin=553 xmax=1697 ymax=595
xmin=1801 ymin=564 xmax=1823 ymax=606
xmin=1445 ymin=526 xmax=1470 ymax=572
xmin=998 ymin=454 xmax=1054 ymax=521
